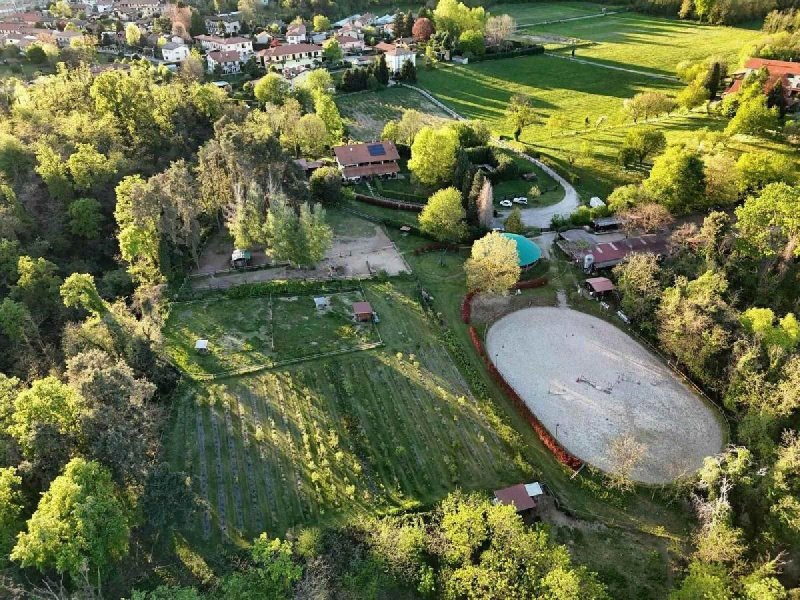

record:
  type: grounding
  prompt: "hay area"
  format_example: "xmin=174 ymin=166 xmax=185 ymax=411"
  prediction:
xmin=486 ymin=307 xmax=724 ymax=483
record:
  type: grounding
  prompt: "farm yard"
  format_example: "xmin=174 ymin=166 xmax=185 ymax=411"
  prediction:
xmin=164 ymin=289 xmax=381 ymax=379
xmin=336 ymin=85 xmax=452 ymax=141
xmin=486 ymin=307 xmax=726 ymax=484
xmin=166 ymin=279 xmax=528 ymax=544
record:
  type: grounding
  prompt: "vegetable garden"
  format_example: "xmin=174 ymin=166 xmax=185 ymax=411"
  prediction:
xmin=166 ymin=280 xmax=528 ymax=545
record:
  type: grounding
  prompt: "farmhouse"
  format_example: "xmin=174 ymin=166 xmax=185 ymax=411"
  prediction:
xmin=375 ymin=42 xmax=416 ymax=73
xmin=333 ymin=141 xmax=400 ymax=181
xmin=256 ymin=43 xmax=322 ymax=69
xmin=725 ymin=58 xmax=800 ymax=110
xmin=194 ymin=34 xmax=253 ymax=59
xmin=560 ymin=235 xmax=668 ymax=271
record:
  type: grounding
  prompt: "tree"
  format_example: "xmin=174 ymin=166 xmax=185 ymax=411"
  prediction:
xmin=725 ymin=96 xmax=779 ymax=137
xmin=313 ymin=92 xmax=344 ymax=145
xmin=11 ymin=458 xmax=130 ymax=581
xmin=264 ymin=196 xmax=332 ymax=267
xmin=220 ymin=534 xmax=303 ymax=599
xmin=180 ymin=50 xmax=205 ymax=83
xmin=419 ymin=187 xmax=467 ymax=243
xmin=677 ymin=79 xmax=711 ymax=109
xmin=381 ymin=109 xmax=427 ymax=146
xmin=408 ymin=125 xmax=460 ymax=187
xmin=458 ymin=29 xmax=485 ymax=56
xmin=296 ymin=114 xmax=329 ymax=157
xmin=465 ymin=232 xmax=520 ymax=293
xmin=141 ymin=463 xmax=194 ymax=535
xmin=485 ymin=14 xmax=515 ymax=48
xmin=606 ymin=434 xmax=646 ymax=491
xmin=125 ymin=23 xmax=142 ymax=47
xmin=308 ymin=166 xmax=341 ymax=204
xmin=228 ymin=182 xmax=265 ymax=249
xmin=61 ymin=273 xmax=106 ymax=316
xmin=623 ymin=92 xmax=676 ymax=122
xmin=399 ymin=59 xmax=417 ymax=82
xmin=622 ymin=127 xmax=666 ymax=164
xmin=312 ymin=15 xmax=330 ymax=32
xmin=607 ymin=184 xmax=652 ymax=212
xmin=34 ymin=143 xmax=72 ymax=202
xmin=504 ymin=207 xmax=524 ymax=234
xmin=374 ymin=54 xmax=390 ymax=85
xmin=505 ymin=94 xmax=538 ymax=141
xmin=433 ymin=0 xmax=486 ymax=37
xmin=254 ymin=73 xmax=289 ymax=106
xmin=657 ymin=271 xmax=733 ymax=389
xmin=0 ymin=467 xmax=22 ymax=566
xmin=26 ymin=44 xmax=47 ymax=64
xmin=322 ymin=38 xmax=342 ymax=63
xmin=12 ymin=255 xmax=62 ymax=326
xmin=643 ymin=145 xmax=706 ymax=214
xmin=300 ymin=68 xmax=333 ymax=96
xmin=735 ymin=151 xmax=797 ymax=195
xmin=612 ymin=253 xmax=662 ymax=334
xmin=703 ymin=153 xmax=739 ymax=206
xmin=67 ymin=197 xmax=104 ymax=239
xmin=671 ymin=561 xmax=732 ymax=600
xmin=735 ymin=183 xmax=800 ymax=272
xmin=412 ymin=17 xmax=434 ymax=41
xmin=66 ymin=143 xmax=116 ymax=192
xmin=299 ymin=203 xmax=333 ymax=265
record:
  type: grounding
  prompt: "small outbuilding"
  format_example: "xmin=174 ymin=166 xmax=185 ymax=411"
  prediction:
xmin=493 ymin=481 xmax=544 ymax=513
xmin=195 ymin=339 xmax=209 ymax=354
xmin=352 ymin=301 xmax=374 ymax=322
xmin=314 ymin=296 xmax=330 ymax=311
xmin=584 ymin=277 xmax=615 ymax=298
xmin=231 ymin=249 xmax=252 ymax=269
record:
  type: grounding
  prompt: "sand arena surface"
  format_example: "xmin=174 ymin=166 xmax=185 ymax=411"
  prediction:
xmin=486 ymin=307 xmax=725 ymax=483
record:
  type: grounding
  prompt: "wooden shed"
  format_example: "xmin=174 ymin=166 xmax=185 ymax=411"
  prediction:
xmin=352 ymin=301 xmax=373 ymax=322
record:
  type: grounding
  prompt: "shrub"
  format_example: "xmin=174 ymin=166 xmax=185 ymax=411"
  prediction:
xmin=465 ymin=146 xmax=495 ymax=166
xmin=528 ymin=185 xmax=541 ymax=198
xmin=492 ymin=153 xmax=520 ymax=182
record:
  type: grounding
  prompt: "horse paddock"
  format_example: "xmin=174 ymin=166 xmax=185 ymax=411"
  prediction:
xmin=486 ymin=307 xmax=725 ymax=484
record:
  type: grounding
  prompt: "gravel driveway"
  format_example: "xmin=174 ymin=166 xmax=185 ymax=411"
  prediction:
xmin=486 ymin=307 xmax=725 ymax=483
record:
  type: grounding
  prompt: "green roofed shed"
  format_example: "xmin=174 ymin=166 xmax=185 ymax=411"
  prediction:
xmin=501 ymin=233 xmax=541 ymax=268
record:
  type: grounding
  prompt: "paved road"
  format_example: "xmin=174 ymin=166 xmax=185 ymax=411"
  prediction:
xmin=401 ymin=84 xmax=580 ymax=229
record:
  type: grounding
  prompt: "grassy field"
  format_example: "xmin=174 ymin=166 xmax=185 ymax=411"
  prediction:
xmin=166 ymin=279 xmax=529 ymax=545
xmin=531 ymin=12 xmax=762 ymax=75
xmin=493 ymin=1 xmax=623 ymax=25
xmin=164 ymin=290 xmax=380 ymax=378
xmin=336 ymin=85 xmax=453 ymax=141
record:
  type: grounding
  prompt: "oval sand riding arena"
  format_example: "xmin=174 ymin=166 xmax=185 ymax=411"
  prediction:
xmin=486 ymin=307 xmax=726 ymax=484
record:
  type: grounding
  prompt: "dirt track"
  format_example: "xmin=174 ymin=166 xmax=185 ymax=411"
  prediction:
xmin=486 ymin=307 xmax=725 ymax=483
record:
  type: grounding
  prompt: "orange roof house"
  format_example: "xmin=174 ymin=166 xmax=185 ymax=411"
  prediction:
xmin=725 ymin=58 xmax=800 ymax=109
xmin=333 ymin=141 xmax=400 ymax=181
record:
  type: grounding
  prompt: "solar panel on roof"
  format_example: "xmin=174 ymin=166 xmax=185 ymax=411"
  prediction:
xmin=367 ymin=143 xmax=386 ymax=156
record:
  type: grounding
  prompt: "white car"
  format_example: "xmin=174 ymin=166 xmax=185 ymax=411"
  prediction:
xmin=513 ymin=197 xmax=528 ymax=205
xmin=499 ymin=199 xmax=513 ymax=208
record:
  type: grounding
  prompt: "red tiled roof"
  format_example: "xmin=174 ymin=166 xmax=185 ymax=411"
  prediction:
xmin=585 ymin=277 xmax=615 ymax=293
xmin=334 ymin=34 xmax=360 ymax=44
xmin=582 ymin=236 xmax=668 ymax=267
xmin=726 ymin=57 xmax=800 ymax=96
xmin=342 ymin=163 xmax=400 ymax=179
xmin=494 ymin=484 xmax=536 ymax=512
xmin=208 ymin=50 xmax=240 ymax=62
xmin=333 ymin=141 xmax=400 ymax=166
xmin=375 ymin=41 xmax=395 ymax=53
xmin=256 ymin=43 xmax=321 ymax=58
xmin=352 ymin=301 xmax=373 ymax=315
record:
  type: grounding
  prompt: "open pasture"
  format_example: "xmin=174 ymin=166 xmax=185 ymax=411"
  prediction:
xmin=167 ymin=280 xmax=526 ymax=544
xmin=530 ymin=12 xmax=762 ymax=75
xmin=336 ymin=85 xmax=452 ymax=140
xmin=164 ymin=290 xmax=380 ymax=379
xmin=494 ymin=1 xmax=622 ymax=25
xmin=486 ymin=307 xmax=725 ymax=483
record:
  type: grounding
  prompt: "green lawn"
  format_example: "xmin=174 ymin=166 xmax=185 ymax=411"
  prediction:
xmin=164 ymin=290 xmax=380 ymax=379
xmin=336 ymin=85 xmax=453 ymax=141
xmin=493 ymin=1 xmax=624 ymax=25
xmin=166 ymin=279 xmax=529 ymax=545
xmin=532 ymin=12 xmax=763 ymax=75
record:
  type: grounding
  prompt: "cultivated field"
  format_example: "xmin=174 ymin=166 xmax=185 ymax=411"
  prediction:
xmin=336 ymin=85 xmax=452 ymax=140
xmin=486 ymin=307 xmax=725 ymax=483
xmin=167 ymin=280 xmax=527 ymax=544
xmin=164 ymin=289 xmax=381 ymax=379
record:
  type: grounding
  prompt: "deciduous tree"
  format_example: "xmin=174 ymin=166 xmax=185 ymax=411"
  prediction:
xmin=408 ymin=125 xmax=460 ymax=187
xmin=419 ymin=187 xmax=467 ymax=243
xmin=465 ymin=231 xmax=520 ymax=293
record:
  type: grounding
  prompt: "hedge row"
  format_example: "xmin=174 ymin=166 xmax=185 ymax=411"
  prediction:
xmin=468 ymin=323 xmax=582 ymax=470
xmin=468 ymin=45 xmax=545 ymax=63
xmin=414 ymin=243 xmax=460 ymax=256
xmin=513 ymin=277 xmax=549 ymax=290
xmin=461 ymin=290 xmax=477 ymax=323
xmin=354 ymin=193 xmax=423 ymax=212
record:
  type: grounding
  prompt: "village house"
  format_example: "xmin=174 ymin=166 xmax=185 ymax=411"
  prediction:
xmin=334 ymin=33 xmax=363 ymax=53
xmin=0 ymin=25 xmax=84 ymax=47
xmin=206 ymin=49 xmax=241 ymax=74
xmin=285 ymin=22 xmax=306 ymax=44
xmin=205 ymin=13 xmax=240 ymax=37
xmin=725 ymin=57 xmax=800 ymax=111
xmin=194 ymin=34 xmax=252 ymax=59
xmin=376 ymin=42 xmax=416 ymax=73
xmin=112 ymin=0 xmax=162 ymax=17
xmin=161 ymin=40 xmax=189 ymax=62
xmin=333 ymin=141 xmax=401 ymax=181
xmin=256 ymin=42 xmax=321 ymax=69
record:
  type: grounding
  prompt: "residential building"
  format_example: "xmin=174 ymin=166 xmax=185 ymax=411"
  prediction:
xmin=333 ymin=141 xmax=400 ymax=181
xmin=309 ymin=30 xmax=327 ymax=44
xmin=334 ymin=33 xmax=363 ymax=53
xmin=205 ymin=13 xmax=240 ymax=36
xmin=725 ymin=57 xmax=800 ymax=110
xmin=206 ymin=49 xmax=241 ymax=73
xmin=161 ymin=40 xmax=188 ymax=62
xmin=285 ymin=22 xmax=306 ymax=44
xmin=337 ymin=22 xmax=363 ymax=40
xmin=113 ymin=0 xmax=162 ymax=17
xmin=194 ymin=34 xmax=252 ymax=59
xmin=376 ymin=42 xmax=416 ymax=73
xmin=255 ymin=42 xmax=321 ymax=69
xmin=253 ymin=30 xmax=272 ymax=45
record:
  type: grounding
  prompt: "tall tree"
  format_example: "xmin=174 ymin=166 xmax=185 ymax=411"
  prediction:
xmin=418 ymin=187 xmax=467 ymax=243
xmin=643 ymin=145 xmax=706 ymax=214
xmin=465 ymin=231 xmax=520 ymax=293
xmin=408 ymin=125 xmax=460 ymax=187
